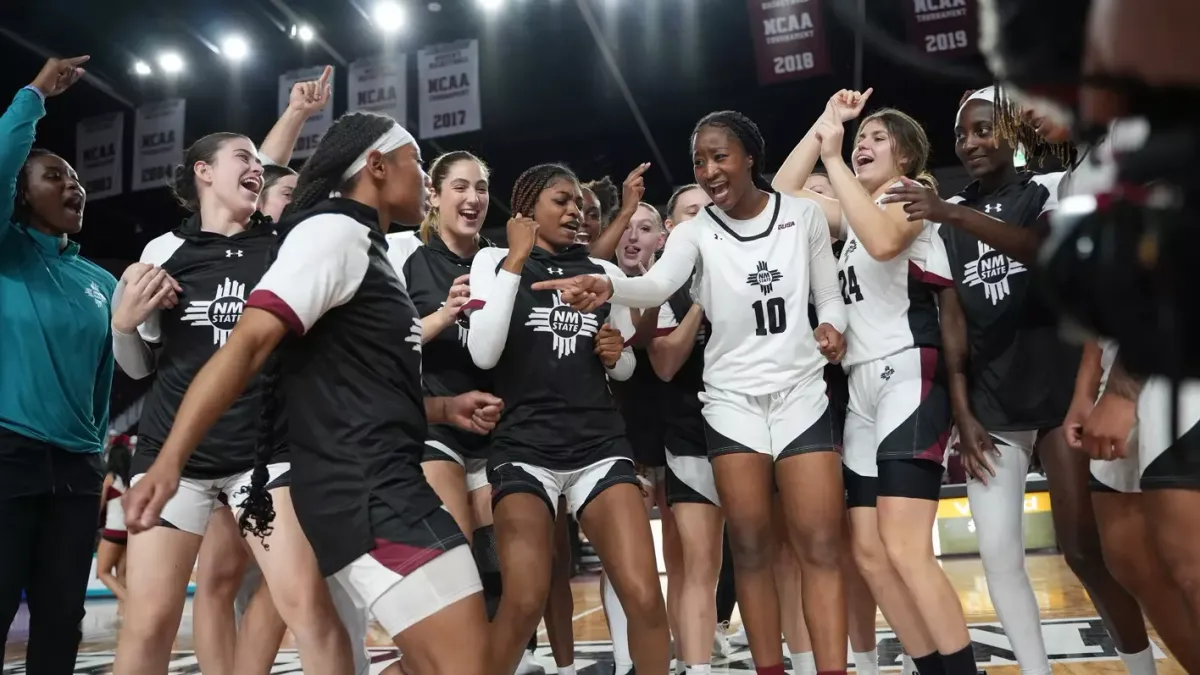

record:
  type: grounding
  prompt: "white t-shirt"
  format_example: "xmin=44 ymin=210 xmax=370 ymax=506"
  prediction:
xmin=608 ymin=192 xmax=845 ymax=396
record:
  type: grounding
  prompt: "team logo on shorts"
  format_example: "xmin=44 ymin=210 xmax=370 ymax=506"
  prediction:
xmin=527 ymin=292 xmax=600 ymax=358
xmin=963 ymin=241 xmax=1025 ymax=305
xmin=182 ymin=278 xmax=247 ymax=346
xmin=745 ymin=260 xmax=783 ymax=296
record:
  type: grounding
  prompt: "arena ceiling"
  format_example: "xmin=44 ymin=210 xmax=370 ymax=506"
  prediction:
xmin=0 ymin=0 xmax=988 ymax=259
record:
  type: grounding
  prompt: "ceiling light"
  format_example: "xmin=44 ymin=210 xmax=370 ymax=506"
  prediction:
xmin=133 ymin=60 xmax=152 ymax=76
xmin=479 ymin=0 xmax=505 ymax=9
xmin=157 ymin=52 xmax=184 ymax=74
xmin=221 ymin=35 xmax=250 ymax=61
xmin=372 ymin=1 xmax=406 ymax=33
xmin=291 ymin=23 xmax=315 ymax=43
xmin=428 ymin=2 xmax=442 ymax=11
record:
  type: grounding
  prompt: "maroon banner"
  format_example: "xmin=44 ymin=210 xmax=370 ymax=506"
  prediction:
xmin=905 ymin=0 xmax=977 ymax=58
xmin=746 ymin=0 xmax=831 ymax=86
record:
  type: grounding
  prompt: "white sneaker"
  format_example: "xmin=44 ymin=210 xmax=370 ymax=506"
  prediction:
xmin=728 ymin=623 xmax=750 ymax=649
xmin=514 ymin=650 xmax=545 ymax=675
xmin=713 ymin=621 xmax=733 ymax=658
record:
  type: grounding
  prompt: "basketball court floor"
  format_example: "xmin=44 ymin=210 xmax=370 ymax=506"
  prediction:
xmin=2 ymin=554 xmax=1183 ymax=674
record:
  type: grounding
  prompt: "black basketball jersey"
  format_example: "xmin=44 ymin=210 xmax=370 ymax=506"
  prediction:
xmin=246 ymin=198 xmax=441 ymax=577
xmin=610 ymin=346 xmax=665 ymax=467
xmin=466 ymin=245 xmax=632 ymax=471
xmin=132 ymin=215 xmax=288 ymax=478
xmin=389 ymin=231 xmax=495 ymax=459
xmin=940 ymin=172 xmax=1079 ymax=431
xmin=656 ymin=277 xmax=709 ymax=457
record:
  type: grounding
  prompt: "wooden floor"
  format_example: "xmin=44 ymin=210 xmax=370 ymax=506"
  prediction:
xmin=2 ymin=553 xmax=1184 ymax=673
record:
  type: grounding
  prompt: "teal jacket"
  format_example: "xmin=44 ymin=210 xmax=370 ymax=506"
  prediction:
xmin=0 ymin=86 xmax=117 ymax=454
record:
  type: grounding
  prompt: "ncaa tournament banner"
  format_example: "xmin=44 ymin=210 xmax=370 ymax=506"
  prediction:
xmin=132 ymin=99 xmax=186 ymax=192
xmin=746 ymin=0 xmax=830 ymax=85
xmin=417 ymin=39 xmax=482 ymax=140
xmin=905 ymin=0 xmax=976 ymax=58
xmin=348 ymin=55 xmax=408 ymax=126
xmin=278 ymin=66 xmax=336 ymax=160
xmin=75 ymin=111 xmax=124 ymax=200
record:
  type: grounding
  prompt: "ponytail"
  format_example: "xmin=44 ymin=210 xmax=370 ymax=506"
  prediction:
xmin=913 ymin=171 xmax=939 ymax=192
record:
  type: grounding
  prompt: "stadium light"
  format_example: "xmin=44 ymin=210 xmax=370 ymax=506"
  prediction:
xmin=372 ymin=1 xmax=406 ymax=33
xmin=479 ymin=0 xmax=505 ymax=10
xmin=133 ymin=60 xmax=152 ymax=77
xmin=221 ymin=35 xmax=250 ymax=62
xmin=158 ymin=52 xmax=184 ymax=75
xmin=291 ymin=23 xmax=315 ymax=43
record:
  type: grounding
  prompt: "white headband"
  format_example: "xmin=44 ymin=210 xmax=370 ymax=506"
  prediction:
xmin=340 ymin=124 xmax=416 ymax=182
xmin=956 ymin=85 xmax=996 ymax=126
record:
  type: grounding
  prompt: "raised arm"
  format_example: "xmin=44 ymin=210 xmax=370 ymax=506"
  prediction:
xmin=589 ymin=164 xmax=650 ymax=262
xmin=258 ymin=66 xmax=332 ymax=166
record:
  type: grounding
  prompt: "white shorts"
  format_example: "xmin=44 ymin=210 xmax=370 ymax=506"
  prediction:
xmin=131 ymin=462 xmax=291 ymax=536
xmin=664 ymin=450 xmax=720 ymax=507
xmin=331 ymin=542 xmax=481 ymax=638
xmin=1091 ymin=377 xmax=1200 ymax=493
xmin=699 ymin=375 xmax=838 ymax=461
xmin=424 ymin=440 xmax=490 ymax=493
xmin=843 ymin=347 xmax=952 ymax=479
xmin=490 ymin=457 xmax=640 ymax=520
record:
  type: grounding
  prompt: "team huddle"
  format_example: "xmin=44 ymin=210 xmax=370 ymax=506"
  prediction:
xmin=11 ymin=56 xmax=1191 ymax=675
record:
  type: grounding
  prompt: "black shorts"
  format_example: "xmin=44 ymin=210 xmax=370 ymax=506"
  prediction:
xmin=844 ymin=459 xmax=944 ymax=508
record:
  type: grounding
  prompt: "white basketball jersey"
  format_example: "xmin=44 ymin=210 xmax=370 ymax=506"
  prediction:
xmin=682 ymin=193 xmax=838 ymax=396
xmin=838 ymin=188 xmax=953 ymax=367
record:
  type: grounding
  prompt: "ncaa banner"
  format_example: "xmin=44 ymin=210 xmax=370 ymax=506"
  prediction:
xmin=132 ymin=99 xmax=186 ymax=192
xmin=746 ymin=0 xmax=830 ymax=85
xmin=278 ymin=66 xmax=336 ymax=160
xmin=905 ymin=0 xmax=976 ymax=58
xmin=75 ymin=111 xmax=123 ymax=200
xmin=417 ymin=39 xmax=482 ymax=140
xmin=348 ymin=55 xmax=408 ymax=125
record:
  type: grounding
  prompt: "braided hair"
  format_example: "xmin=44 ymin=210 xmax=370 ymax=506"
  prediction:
xmin=12 ymin=148 xmax=57 ymax=225
xmin=239 ymin=111 xmax=400 ymax=543
xmin=582 ymin=176 xmax=619 ymax=225
xmin=692 ymin=111 xmax=772 ymax=191
xmin=282 ymin=111 xmax=399 ymax=219
xmin=991 ymin=86 xmax=1072 ymax=168
xmin=510 ymin=163 xmax=578 ymax=218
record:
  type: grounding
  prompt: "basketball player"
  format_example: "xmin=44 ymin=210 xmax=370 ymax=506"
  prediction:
xmin=124 ymin=111 xmax=498 ymax=675
xmin=464 ymin=163 xmax=669 ymax=675
xmin=899 ymin=98 xmax=1174 ymax=674
xmin=578 ymin=176 xmax=618 ymax=248
xmin=870 ymin=86 xmax=1068 ymax=675
xmin=537 ymin=111 xmax=850 ymax=675
xmin=772 ymin=88 xmax=974 ymax=674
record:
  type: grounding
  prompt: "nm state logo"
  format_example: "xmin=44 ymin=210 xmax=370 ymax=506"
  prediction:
xmin=526 ymin=292 xmax=599 ymax=358
xmin=182 ymin=278 xmax=246 ymax=346
xmin=963 ymin=241 xmax=1025 ymax=305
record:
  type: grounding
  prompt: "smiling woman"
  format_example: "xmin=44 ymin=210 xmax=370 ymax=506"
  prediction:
xmin=0 ymin=56 xmax=120 ymax=674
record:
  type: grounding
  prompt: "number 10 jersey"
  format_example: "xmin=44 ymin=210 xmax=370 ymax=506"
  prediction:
xmin=610 ymin=192 xmax=845 ymax=397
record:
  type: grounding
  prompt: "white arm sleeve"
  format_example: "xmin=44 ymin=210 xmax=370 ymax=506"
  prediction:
xmin=465 ymin=248 xmax=518 ymax=370
xmin=806 ymin=206 xmax=847 ymax=333
xmin=245 ymin=214 xmax=371 ymax=334
xmin=608 ymin=221 xmax=700 ymax=308
xmin=595 ymin=260 xmax=636 ymax=381
xmin=385 ymin=230 xmax=423 ymax=289
xmin=110 ymin=280 xmax=155 ymax=379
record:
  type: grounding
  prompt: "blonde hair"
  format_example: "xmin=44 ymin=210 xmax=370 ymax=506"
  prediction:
xmin=634 ymin=202 xmax=664 ymax=230
xmin=419 ymin=151 xmax=489 ymax=243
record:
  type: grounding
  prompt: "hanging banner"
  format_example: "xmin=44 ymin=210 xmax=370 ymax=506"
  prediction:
xmin=348 ymin=55 xmax=408 ymax=126
xmin=905 ymin=0 xmax=976 ymax=58
xmin=278 ymin=66 xmax=336 ymax=160
xmin=75 ymin=111 xmax=124 ymax=200
xmin=132 ymin=99 xmax=186 ymax=192
xmin=746 ymin=0 xmax=830 ymax=85
xmin=417 ymin=39 xmax=482 ymax=140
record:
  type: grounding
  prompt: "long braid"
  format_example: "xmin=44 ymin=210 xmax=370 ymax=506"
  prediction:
xmin=239 ymin=110 xmax=402 ymax=542
xmin=693 ymin=111 xmax=772 ymax=191
xmin=993 ymin=85 xmax=1071 ymax=168
xmin=511 ymin=163 xmax=578 ymax=217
